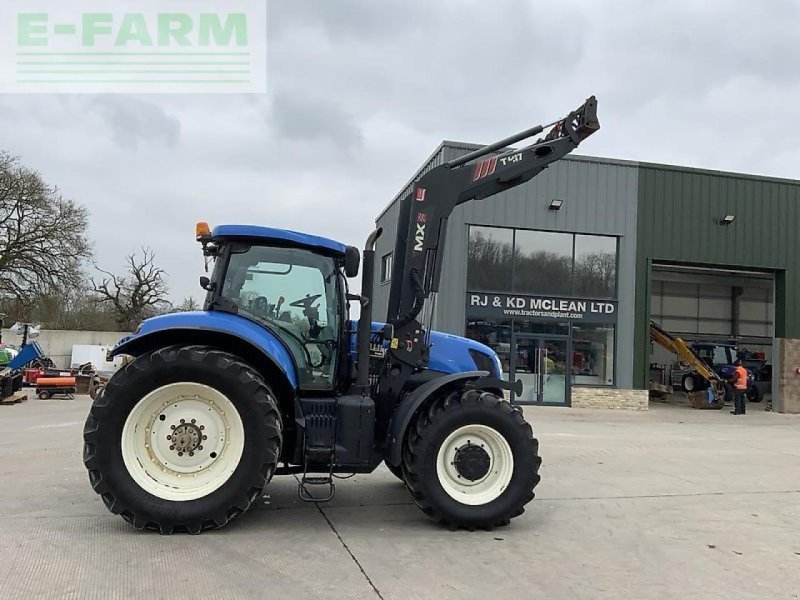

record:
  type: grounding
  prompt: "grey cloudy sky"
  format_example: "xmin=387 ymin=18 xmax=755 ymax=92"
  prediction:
xmin=2 ymin=0 xmax=799 ymax=303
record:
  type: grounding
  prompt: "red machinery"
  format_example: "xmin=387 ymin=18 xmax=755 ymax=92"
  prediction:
xmin=35 ymin=376 xmax=76 ymax=399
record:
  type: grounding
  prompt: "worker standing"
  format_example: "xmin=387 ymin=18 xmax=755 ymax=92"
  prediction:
xmin=730 ymin=359 xmax=749 ymax=415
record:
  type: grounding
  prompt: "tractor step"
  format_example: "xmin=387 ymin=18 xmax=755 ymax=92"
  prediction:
xmin=298 ymin=445 xmax=336 ymax=503
xmin=297 ymin=398 xmax=337 ymax=503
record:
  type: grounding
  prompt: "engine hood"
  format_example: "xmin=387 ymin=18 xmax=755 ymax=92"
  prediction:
xmin=350 ymin=321 xmax=500 ymax=376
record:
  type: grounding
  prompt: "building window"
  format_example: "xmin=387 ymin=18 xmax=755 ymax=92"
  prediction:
xmin=571 ymin=324 xmax=614 ymax=386
xmin=466 ymin=225 xmax=618 ymax=299
xmin=380 ymin=253 xmax=392 ymax=283
xmin=513 ymin=229 xmax=573 ymax=295
xmin=514 ymin=320 xmax=570 ymax=336
xmin=574 ymin=234 xmax=617 ymax=299
xmin=467 ymin=226 xmax=513 ymax=292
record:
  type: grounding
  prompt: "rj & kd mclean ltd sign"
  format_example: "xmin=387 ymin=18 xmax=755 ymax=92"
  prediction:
xmin=466 ymin=293 xmax=617 ymax=323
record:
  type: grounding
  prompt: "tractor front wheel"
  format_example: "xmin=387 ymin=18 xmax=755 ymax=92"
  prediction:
xmin=83 ymin=345 xmax=282 ymax=534
xmin=402 ymin=389 xmax=541 ymax=529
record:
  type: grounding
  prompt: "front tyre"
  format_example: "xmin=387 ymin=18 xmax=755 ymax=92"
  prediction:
xmin=83 ymin=345 xmax=283 ymax=534
xmin=402 ymin=389 xmax=541 ymax=529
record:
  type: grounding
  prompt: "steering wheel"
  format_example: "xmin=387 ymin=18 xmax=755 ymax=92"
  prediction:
xmin=289 ymin=294 xmax=322 ymax=309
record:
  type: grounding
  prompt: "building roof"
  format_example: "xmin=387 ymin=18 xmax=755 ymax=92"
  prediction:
xmin=375 ymin=140 xmax=639 ymax=221
xmin=376 ymin=139 xmax=800 ymax=222
xmin=211 ymin=224 xmax=347 ymax=255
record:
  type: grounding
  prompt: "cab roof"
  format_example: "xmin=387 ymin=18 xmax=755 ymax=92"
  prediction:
xmin=211 ymin=224 xmax=347 ymax=256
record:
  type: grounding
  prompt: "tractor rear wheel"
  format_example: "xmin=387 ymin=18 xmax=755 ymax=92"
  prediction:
xmin=83 ymin=345 xmax=282 ymax=534
xmin=402 ymin=389 xmax=541 ymax=529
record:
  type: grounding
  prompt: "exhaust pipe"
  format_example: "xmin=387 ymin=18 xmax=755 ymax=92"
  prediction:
xmin=355 ymin=227 xmax=382 ymax=390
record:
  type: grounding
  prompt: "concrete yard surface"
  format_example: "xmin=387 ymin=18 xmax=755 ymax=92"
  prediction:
xmin=1 ymin=396 xmax=799 ymax=600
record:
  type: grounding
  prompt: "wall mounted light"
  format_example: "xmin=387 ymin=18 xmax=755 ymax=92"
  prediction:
xmin=549 ymin=199 xmax=563 ymax=211
xmin=720 ymin=214 xmax=736 ymax=225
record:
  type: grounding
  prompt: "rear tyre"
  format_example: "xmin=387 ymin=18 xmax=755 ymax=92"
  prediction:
xmin=83 ymin=345 xmax=283 ymax=534
xmin=38 ymin=390 xmax=51 ymax=399
xmin=402 ymin=389 xmax=541 ymax=529
xmin=681 ymin=373 xmax=696 ymax=393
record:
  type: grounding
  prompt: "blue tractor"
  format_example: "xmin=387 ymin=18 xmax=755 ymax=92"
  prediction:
xmin=689 ymin=343 xmax=766 ymax=402
xmin=84 ymin=97 xmax=600 ymax=533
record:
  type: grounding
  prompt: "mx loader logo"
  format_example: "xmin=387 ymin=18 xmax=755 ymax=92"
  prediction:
xmin=414 ymin=218 xmax=426 ymax=251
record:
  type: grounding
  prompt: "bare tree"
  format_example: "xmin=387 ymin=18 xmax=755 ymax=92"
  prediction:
xmin=173 ymin=296 xmax=201 ymax=312
xmin=92 ymin=248 xmax=170 ymax=331
xmin=0 ymin=152 xmax=91 ymax=303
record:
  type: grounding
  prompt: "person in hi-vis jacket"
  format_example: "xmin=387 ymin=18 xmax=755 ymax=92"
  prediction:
xmin=729 ymin=360 xmax=749 ymax=415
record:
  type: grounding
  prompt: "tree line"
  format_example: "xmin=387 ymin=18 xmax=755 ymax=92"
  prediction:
xmin=467 ymin=230 xmax=616 ymax=298
xmin=0 ymin=151 xmax=199 ymax=332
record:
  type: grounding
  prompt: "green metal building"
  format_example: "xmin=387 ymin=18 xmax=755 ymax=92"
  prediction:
xmin=375 ymin=144 xmax=800 ymax=412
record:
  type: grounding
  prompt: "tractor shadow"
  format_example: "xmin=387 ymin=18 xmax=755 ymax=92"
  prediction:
xmin=237 ymin=471 xmax=440 ymax=532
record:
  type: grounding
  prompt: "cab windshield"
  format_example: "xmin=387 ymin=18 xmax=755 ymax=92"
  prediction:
xmin=221 ymin=244 xmax=340 ymax=390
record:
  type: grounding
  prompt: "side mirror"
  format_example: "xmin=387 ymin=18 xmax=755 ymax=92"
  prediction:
xmin=199 ymin=276 xmax=215 ymax=291
xmin=344 ymin=246 xmax=360 ymax=278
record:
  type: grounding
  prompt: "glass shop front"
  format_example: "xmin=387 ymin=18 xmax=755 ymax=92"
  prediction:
xmin=465 ymin=225 xmax=618 ymax=406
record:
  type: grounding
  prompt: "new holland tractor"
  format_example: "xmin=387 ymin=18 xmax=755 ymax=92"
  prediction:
xmin=84 ymin=97 xmax=600 ymax=533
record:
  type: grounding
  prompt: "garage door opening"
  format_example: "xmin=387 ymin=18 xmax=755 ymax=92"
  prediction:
xmin=648 ymin=264 xmax=774 ymax=405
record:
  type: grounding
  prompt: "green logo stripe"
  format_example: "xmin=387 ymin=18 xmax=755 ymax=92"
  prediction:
xmin=17 ymin=70 xmax=250 ymax=74
xmin=17 ymin=51 xmax=251 ymax=56
xmin=16 ymin=79 xmax=250 ymax=84
xmin=17 ymin=61 xmax=250 ymax=65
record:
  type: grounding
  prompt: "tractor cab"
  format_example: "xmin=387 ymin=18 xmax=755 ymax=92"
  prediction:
xmin=197 ymin=224 xmax=357 ymax=392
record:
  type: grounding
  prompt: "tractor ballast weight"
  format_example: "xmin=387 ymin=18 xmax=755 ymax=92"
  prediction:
xmin=84 ymin=97 xmax=600 ymax=533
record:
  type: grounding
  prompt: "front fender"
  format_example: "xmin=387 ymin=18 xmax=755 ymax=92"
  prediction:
xmin=385 ymin=371 xmax=485 ymax=467
xmin=111 ymin=311 xmax=298 ymax=388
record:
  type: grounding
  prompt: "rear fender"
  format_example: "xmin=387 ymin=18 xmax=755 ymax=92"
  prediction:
xmin=110 ymin=311 xmax=298 ymax=397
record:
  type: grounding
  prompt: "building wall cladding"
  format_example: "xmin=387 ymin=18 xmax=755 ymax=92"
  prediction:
xmin=375 ymin=146 xmax=640 ymax=388
xmin=633 ymin=164 xmax=800 ymax=403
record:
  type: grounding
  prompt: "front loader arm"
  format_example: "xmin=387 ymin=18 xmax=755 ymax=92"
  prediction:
xmin=385 ymin=97 xmax=600 ymax=365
